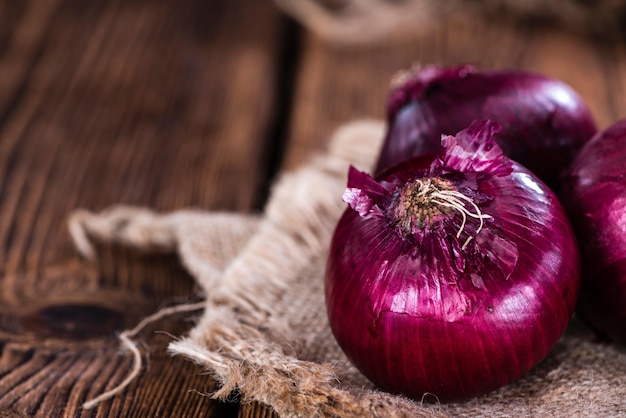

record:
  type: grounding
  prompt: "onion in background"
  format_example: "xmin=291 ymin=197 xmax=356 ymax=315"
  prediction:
xmin=376 ymin=65 xmax=597 ymax=188
xmin=560 ymin=119 xmax=626 ymax=344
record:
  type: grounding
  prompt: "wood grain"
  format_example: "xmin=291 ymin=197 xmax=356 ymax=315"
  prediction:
xmin=0 ymin=0 xmax=285 ymax=416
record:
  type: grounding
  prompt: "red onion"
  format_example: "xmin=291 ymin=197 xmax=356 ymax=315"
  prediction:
xmin=560 ymin=119 xmax=626 ymax=344
xmin=376 ymin=65 xmax=597 ymax=187
xmin=326 ymin=120 xmax=580 ymax=401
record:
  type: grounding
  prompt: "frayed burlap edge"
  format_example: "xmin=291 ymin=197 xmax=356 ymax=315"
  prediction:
xmin=69 ymin=120 xmax=446 ymax=417
xmin=69 ymin=119 xmax=626 ymax=417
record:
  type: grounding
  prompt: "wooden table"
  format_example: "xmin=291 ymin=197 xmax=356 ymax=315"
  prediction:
xmin=1 ymin=1 xmax=625 ymax=417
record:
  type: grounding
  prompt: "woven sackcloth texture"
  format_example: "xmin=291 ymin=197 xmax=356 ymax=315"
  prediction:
xmin=70 ymin=121 xmax=626 ymax=417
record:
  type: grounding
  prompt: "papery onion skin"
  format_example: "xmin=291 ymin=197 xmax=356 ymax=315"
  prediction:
xmin=560 ymin=119 xmax=626 ymax=344
xmin=326 ymin=120 xmax=580 ymax=402
xmin=376 ymin=65 xmax=597 ymax=187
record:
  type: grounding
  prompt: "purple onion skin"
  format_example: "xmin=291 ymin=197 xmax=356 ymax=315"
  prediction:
xmin=376 ymin=65 xmax=597 ymax=187
xmin=327 ymin=120 xmax=580 ymax=402
xmin=560 ymin=119 xmax=626 ymax=344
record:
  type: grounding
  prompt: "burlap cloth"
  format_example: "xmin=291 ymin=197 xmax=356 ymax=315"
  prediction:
xmin=70 ymin=121 xmax=626 ymax=417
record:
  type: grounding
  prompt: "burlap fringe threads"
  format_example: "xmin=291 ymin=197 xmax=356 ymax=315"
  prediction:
xmin=68 ymin=120 xmax=438 ymax=417
xmin=68 ymin=119 xmax=626 ymax=417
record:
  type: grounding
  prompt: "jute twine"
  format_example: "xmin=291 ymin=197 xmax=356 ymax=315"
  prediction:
xmin=69 ymin=120 xmax=626 ymax=417
xmin=272 ymin=0 xmax=626 ymax=45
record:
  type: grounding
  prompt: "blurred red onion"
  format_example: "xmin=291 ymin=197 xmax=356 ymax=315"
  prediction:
xmin=376 ymin=65 xmax=597 ymax=187
xmin=327 ymin=120 xmax=580 ymax=401
xmin=560 ymin=119 xmax=626 ymax=344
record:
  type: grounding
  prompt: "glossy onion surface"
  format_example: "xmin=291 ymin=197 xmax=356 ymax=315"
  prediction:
xmin=326 ymin=120 xmax=580 ymax=401
xmin=560 ymin=119 xmax=626 ymax=344
xmin=376 ymin=65 xmax=597 ymax=187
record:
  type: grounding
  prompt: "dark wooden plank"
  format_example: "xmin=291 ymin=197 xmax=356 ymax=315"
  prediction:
xmin=0 ymin=0 xmax=285 ymax=416
xmin=0 ymin=0 xmax=60 ymax=121
xmin=238 ymin=402 xmax=277 ymax=418
xmin=606 ymin=42 xmax=626 ymax=126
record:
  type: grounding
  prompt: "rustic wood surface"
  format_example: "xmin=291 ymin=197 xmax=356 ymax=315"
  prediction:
xmin=0 ymin=1 xmax=625 ymax=417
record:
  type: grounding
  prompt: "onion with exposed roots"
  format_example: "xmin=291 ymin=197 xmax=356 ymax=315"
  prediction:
xmin=326 ymin=120 xmax=580 ymax=401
